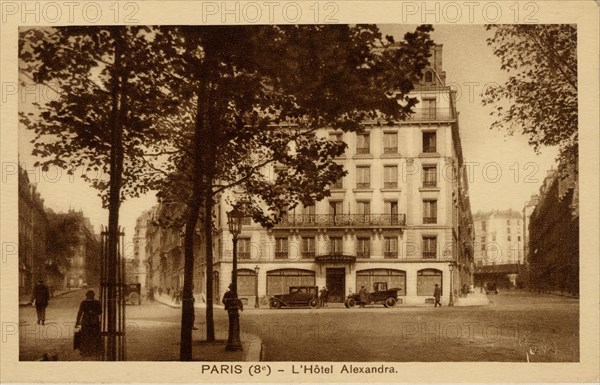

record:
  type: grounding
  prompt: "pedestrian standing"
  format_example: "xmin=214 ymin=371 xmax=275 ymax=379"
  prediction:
xmin=322 ymin=287 xmax=329 ymax=308
xmin=31 ymin=280 xmax=50 ymax=325
xmin=222 ymin=284 xmax=234 ymax=310
xmin=319 ymin=287 xmax=326 ymax=308
xmin=359 ymin=286 xmax=369 ymax=308
xmin=433 ymin=283 xmax=442 ymax=307
xmin=75 ymin=290 xmax=103 ymax=358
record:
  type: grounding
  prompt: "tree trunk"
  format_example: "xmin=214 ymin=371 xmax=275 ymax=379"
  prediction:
xmin=106 ymin=28 xmax=125 ymax=361
xmin=180 ymin=74 xmax=208 ymax=360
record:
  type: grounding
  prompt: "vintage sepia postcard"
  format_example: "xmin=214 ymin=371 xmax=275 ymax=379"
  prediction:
xmin=1 ymin=0 xmax=598 ymax=383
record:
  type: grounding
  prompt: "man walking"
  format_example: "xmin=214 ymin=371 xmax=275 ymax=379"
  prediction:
xmin=31 ymin=280 xmax=50 ymax=324
xmin=433 ymin=283 xmax=442 ymax=308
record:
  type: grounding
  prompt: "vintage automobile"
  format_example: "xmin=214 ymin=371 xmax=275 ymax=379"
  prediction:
xmin=485 ymin=282 xmax=499 ymax=295
xmin=344 ymin=282 xmax=401 ymax=308
xmin=268 ymin=286 xmax=319 ymax=309
xmin=125 ymin=283 xmax=142 ymax=305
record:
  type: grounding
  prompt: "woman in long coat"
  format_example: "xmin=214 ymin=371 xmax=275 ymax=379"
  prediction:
xmin=75 ymin=290 xmax=103 ymax=358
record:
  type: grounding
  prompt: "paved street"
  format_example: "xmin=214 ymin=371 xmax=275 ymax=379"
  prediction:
xmin=19 ymin=290 xmax=578 ymax=362
xmin=249 ymin=290 xmax=578 ymax=362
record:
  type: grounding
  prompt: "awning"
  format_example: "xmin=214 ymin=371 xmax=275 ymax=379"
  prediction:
xmin=315 ymin=254 xmax=356 ymax=265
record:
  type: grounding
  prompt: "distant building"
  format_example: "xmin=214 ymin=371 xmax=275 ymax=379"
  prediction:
xmin=48 ymin=209 xmax=102 ymax=287
xmin=472 ymin=209 xmax=523 ymax=287
xmin=130 ymin=210 xmax=151 ymax=291
xmin=18 ymin=165 xmax=48 ymax=297
xmin=143 ymin=204 xmax=206 ymax=301
xmin=528 ymin=168 xmax=578 ymax=296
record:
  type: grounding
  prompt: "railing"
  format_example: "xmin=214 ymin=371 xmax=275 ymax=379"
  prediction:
xmin=423 ymin=180 xmax=437 ymax=188
xmin=274 ymin=251 xmax=288 ymax=259
xmin=356 ymin=183 xmax=371 ymax=189
xmin=357 ymin=251 xmax=370 ymax=258
xmin=423 ymin=146 xmax=437 ymax=153
xmin=383 ymin=146 xmax=398 ymax=154
xmin=423 ymin=217 xmax=437 ymax=224
xmin=423 ymin=251 xmax=437 ymax=259
xmin=301 ymin=251 xmax=315 ymax=259
xmin=277 ymin=213 xmax=406 ymax=227
xmin=384 ymin=182 xmax=398 ymax=188
xmin=238 ymin=251 xmax=251 ymax=260
xmin=404 ymin=108 xmax=455 ymax=121
xmin=356 ymin=147 xmax=370 ymax=154
xmin=384 ymin=252 xmax=398 ymax=259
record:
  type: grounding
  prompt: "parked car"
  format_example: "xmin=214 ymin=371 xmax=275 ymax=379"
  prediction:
xmin=269 ymin=286 xmax=319 ymax=309
xmin=345 ymin=282 xmax=401 ymax=308
xmin=125 ymin=283 xmax=142 ymax=305
xmin=485 ymin=282 xmax=499 ymax=295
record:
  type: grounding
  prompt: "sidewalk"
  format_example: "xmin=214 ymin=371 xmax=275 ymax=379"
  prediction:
xmin=19 ymin=288 xmax=81 ymax=307
xmin=153 ymin=293 xmax=224 ymax=310
xmin=454 ymin=291 xmax=489 ymax=306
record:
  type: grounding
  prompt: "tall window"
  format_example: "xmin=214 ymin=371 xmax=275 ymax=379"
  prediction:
xmin=383 ymin=132 xmax=398 ymax=154
xmin=423 ymin=200 xmax=437 ymax=224
xmin=422 ymin=236 xmax=437 ymax=258
xmin=356 ymin=166 xmax=370 ymax=188
xmin=329 ymin=201 xmax=343 ymax=225
xmin=384 ymin=236 xmax=398 ymax=258
xmin=356 ymin=201 xmax=370 ymax=215
xmin=356 ymin=237 xmax=370 ymax=258
xmin=356 ymin=133 xmax=370 ymax=154
xmin=417 ymin=269 xmax=442 ymax=296
xmin=331 ymin=176 xmax=343 ymax=189
xmin=275 ymin=237 xmax=288 ymax=259
xmin=238 ymin=238 xmax=251 ymax=259
xmin=385 ymin=201 xmax=399 ymax=225
xmin=329 ymin=132 xmax=342 ymax=142
xmin=423 ymin=165 xmax=437 ymax=187
xmin=384 ymin=165 xmax=398 ymax=188
xmin=423 ymin=131 xmax=437 ymax=153
xmin=422 ymin=98 xmax=437 ymax=119
xmin=330 ymin=237 xmax=343 ymax=255
xmin=302 ymin=237 xmax=315 ymax=259
xmin=302 ymin=205 xmax=316 ymax=225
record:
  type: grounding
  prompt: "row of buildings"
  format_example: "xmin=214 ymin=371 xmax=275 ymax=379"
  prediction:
xmin=133 ymin=45 xmax=477 ymax=306
xmin=18 ymin=165 xmax=100 ymax=297
xmin=471 ymin=166 xmax=579 ymax=295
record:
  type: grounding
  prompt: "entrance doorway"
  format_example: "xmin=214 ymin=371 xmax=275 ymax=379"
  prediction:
xmin=326 ymin=268 xmax=346 ymax=303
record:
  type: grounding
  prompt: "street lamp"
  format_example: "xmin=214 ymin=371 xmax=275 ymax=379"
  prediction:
xmin=448 ymin=262 xmax=455 ymax=307
xmin=226 ymin=205 xmax=244 ymax=352
xmin=254 ymin=265 xmax=260 ymax=308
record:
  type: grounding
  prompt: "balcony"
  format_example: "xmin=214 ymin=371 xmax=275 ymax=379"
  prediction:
xmin=404 ymin=108 xmax=455 ymax=122
xmin=423 ymin=180 xmax=437 ymax=188
xmin=277 ymin=213 xmax=406 ymax=228
xmin=274 ymin=251 xmax=288 ymax=259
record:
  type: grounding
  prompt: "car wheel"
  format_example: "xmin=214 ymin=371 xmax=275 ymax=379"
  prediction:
xmin=308 ymin=298 xmax=318 ymax=309
xmin=128 ymin=292 xmax=139 ymax=305
xmin=385 ymin=297 xmax=397 ymax=308
xmin=347 ymin=298 xmax=356 ymax=308
xmin=269 ymin=299 xmax=281 ymax=309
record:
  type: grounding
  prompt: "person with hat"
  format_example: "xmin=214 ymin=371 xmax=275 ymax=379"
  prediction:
xmin=30 ymin=280 xmax=50 ymax=325
xmin=433 ymin=283 xmax=442 ymax=307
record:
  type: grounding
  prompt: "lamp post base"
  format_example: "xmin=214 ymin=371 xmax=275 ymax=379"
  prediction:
xmin=225 ymin=304 xmax=243 ymax=352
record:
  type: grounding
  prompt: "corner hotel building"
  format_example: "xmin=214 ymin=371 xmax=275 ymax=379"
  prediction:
xmin=212 ymin=45 xmax=473 ymax=306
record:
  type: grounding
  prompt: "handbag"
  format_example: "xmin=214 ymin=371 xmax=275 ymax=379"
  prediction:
xmin=73 ymin=330 xmax=81 ymax=350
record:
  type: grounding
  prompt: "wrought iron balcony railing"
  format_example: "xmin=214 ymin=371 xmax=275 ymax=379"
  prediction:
xmin=404 ymin=108 xmax=455 ymax=122
xmin=277 ymin=213 xmax=406 ymax=228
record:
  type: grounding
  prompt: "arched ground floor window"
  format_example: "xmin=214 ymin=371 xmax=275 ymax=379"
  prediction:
xmin=417 ymin=268 xmax=442 ymax=296
xmin=356 ymin=269 xmax=406 ymax=296
xmin=237 ymin=269 xmax=257 ymax=297
xmin=266 ymin=269 xmax=315 ymax=296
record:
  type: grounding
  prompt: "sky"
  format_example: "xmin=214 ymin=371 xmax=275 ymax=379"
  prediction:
xmin=18 ymin=24 xmax=558 ymax=248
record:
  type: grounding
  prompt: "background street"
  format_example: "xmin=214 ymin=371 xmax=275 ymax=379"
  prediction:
xmin=20 ymin=290 xmax=578 ymax=362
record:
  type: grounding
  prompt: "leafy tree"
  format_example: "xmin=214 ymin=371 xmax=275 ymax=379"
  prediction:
xmin=153 ymin=25 xmax=434 ymax=360
xmin=45 ymin=209 xmax=79 ymax=273
xmin=482 ymin=25 xmax=577 ymax=170
xmin=19 ymin=26 xmax=178 ymax=360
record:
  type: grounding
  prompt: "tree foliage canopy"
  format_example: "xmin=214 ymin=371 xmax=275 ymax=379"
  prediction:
xmin=154 ymin=25 xmax=434 ymax=227
xmin=482 ymin=25 xmax=577 ymax=168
